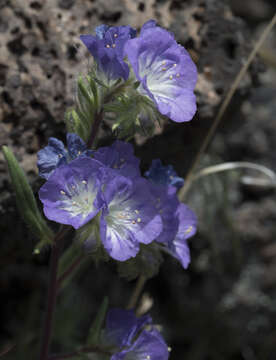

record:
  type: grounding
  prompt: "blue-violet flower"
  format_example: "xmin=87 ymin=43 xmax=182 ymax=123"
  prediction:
xmin=100 ymin=171 xmax=163 ymax=261
xmin=125 ymin=20 xmax=197 ymax=123
xmin=145 ymin=159 xmax=197 ymax=268
xmin=37 ymin=133 xmax=93 ymax=180
xmin=149 ymin=183 xmax=179 ymax=245
xmin=167 ymin=203 xmax=197 ymax=269
xmin=145 ymin=159 xmax=184 ymax=189
xmin=39 ymin=157 xmax=104 ymax=229
xmin=94 ymin=140 xmax=140 ymax=178
xmin=80 ymin=25 xmax=136 ymax=82
xmin=104 ymin=308 xmax=169 ymax=360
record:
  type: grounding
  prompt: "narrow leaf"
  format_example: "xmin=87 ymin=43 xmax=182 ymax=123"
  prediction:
xmin=2 ymin=146 xmax=53 ymax=242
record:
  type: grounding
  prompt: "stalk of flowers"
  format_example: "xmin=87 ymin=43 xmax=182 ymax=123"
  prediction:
xmin=3 ymin=19 xmax=198 ymax=360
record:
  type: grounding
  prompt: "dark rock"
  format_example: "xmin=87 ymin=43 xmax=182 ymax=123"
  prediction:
xmin=58 ymin=0 xmax=75 ymax=10
xmin=7 ymin=36 xmax=28 ymax=56
xmin=0 ymin=64 xmax=8 ymax=86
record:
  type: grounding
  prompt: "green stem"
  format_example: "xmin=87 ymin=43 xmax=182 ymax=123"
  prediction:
xmin=87 ymin=80 xmax=129 ymax=149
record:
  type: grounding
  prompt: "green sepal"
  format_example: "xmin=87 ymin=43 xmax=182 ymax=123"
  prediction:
xmin=2 ymin=146 xmax=53 ymax=243
xmin=117 ymin=243 xmax=164 ymax=281
xmin=104 ymin=93 xmax=163 ymax=139
xmin=65 ymin=75 xmax=100 ymax=142
xmin=65 ymin=109 xmax=88 ymax=142
xmin=77 ymin=76 xmax=96 ymax=120
xmin=86 ymin=296 xmax=109 ymax=346
xmin=75 ymin=214 xmax=110 ymax=265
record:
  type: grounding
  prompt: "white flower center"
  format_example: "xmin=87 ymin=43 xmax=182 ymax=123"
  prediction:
xmin=59 ymin=179 xmax=97 ymax=219
xmin=105 ymin=195 xmax=142 ymax=239
xmin=138 ymin=51 xmax=178 ymax=100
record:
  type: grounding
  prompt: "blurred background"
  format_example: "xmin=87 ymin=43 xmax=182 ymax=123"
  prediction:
xmin=1 ymin=0 xmax=276 ymax=359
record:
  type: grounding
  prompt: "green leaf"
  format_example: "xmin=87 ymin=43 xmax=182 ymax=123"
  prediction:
xmin=2 ymin=146 xmax=53 ymax=243
xmin=86 ymin=297 xmax=109 ymax=346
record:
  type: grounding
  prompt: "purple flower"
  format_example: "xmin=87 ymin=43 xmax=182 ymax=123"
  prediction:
xmin=39 ymin=157 xmax=104 ymax=229
xmin=145 ymin=159 xmax=184 ymax=188
xmin=104 ymin=309 xmax=169 ymax=360
xmin=147 ymin=180 xmax=196 ymax=269
xmin=112 ymin=329 xmax=169 ymax=360
xmin=149 ymin=183 xmax=179 ymax=245
xmin=105 ymin=309 xmax=152 ymax=349
xmin=80 ymin=25 xmax=136 ymax=82
xmin=125 ymin=20 xmax=197 ymax=123
xmin=100 ymin=171 xmax=163 ymax=261
xmin=94 ymin=140 xmax=140 ymax=178
xmin=37 ymin=133 xmax=93 ymax=180
xmin=167 ymin=203 xmax=197 ymax=269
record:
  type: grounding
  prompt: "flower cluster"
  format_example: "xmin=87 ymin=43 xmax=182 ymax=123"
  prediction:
xmin=2 ymin=18 xmax=201 ymax=360
xmin=103 ymin=308 xmax=170 ymax=360
xmin=39 ymin=138 xmax=196 ymax=267
xmin=80 ymin=20 xmax=197 ymax=124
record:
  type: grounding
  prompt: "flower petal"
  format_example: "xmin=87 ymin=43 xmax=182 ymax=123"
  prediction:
xmin=168 ymin=203 xmax=197 ymax=268
xmin=37 ymin=137 xmax=67 ymax=179
xmin=112 ymin=329 xmax=169 ymax=360
xmin=105 ymin=309 xmax=152 ymax=348
xmin=66 ymin=133 xmax=87 ymax=159
xmin=125 ymin=22 xmax=197 ymax=123
xmin=39 ymin=158 xmax=105 ymax=229
xmin=94 ymin=141 xmax=140 ymax=177
xmin=145 ymin=159 xmax=184 ymax=188
xmin=99 ymin=172 xmax=163 ymax=260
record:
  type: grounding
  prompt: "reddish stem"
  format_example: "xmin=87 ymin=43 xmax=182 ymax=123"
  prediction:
xmin=87 ymin=110 xmax=103 ymax=148
xmin=48 ymin=346 xmax=112 ymax=360
xmin=39 ymin=227 xmax=69 ymax=360
xmin=57 ymin=253 xmax=83 ymax=289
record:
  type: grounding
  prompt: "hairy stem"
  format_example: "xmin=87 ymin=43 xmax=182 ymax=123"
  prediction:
xmin=39 ymin=226 xmax=70 ymax=360
xmin=87 ymin=110 xmax=103 ymax=149
xmin=57 ymin=253 xmax=84 ymax=289
xmin=127 ymin=275 xmax=147 ymax=310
